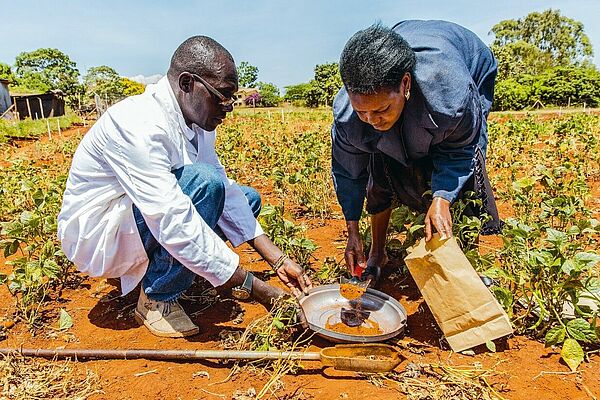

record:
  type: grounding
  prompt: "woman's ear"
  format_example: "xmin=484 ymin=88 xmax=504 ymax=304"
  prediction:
xmin=403 ymin=72 xmax=411 ymax=94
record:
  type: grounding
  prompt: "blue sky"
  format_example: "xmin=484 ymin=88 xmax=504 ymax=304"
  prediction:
xmin=1 ymin=0 xmax=599 ymax=91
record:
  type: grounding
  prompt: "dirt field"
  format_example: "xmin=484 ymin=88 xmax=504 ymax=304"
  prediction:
xmin=1 ymin=122 xmax=599 ymax=400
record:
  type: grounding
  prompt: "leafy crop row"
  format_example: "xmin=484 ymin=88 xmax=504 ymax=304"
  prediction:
xmin=0 ymin=110 xmax=598 ymax=370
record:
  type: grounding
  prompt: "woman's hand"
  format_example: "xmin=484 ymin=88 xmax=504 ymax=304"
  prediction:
xmin=345 ymin=221 xmax=366 ymax=276
xmin=425 ymin=197 xmax=452 ymax=241
xmin=275 ymin=257 xmax=312 ymax=297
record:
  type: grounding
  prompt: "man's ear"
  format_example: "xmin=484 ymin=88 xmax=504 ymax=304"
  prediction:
xmin=179 ymin=73 xmax=193 ymax=93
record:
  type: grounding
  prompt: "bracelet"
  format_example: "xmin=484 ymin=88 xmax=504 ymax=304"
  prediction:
xmin=270 ymin=254 xmax=288 ymax=272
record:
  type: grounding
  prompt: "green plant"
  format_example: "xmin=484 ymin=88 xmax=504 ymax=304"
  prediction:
xmin=258 ymin=204 xmax=317 ymax=267
xmin=313 ymin=256 xmax=345 ymax=284
xmin=236 ymin=296 xmax=302 ymax=352
xmin=0 ymin=170 xmax=72 ymax=327
xmin=488 ymin=217 xmax=600 ymax=369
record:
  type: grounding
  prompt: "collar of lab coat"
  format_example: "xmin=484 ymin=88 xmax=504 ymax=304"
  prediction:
xmin=152 ymin=76 xmax=205 ymax=142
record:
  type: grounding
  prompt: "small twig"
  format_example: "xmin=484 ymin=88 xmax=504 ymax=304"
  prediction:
xmin=208 ymin=363 xmax=240 ymax=386
xmin=532 ymin=370 xmax=578 ymax=380
xmin=134 ymin=369 xmax=158 ymax=377
xmin=580 ymin=381 xmax=598 ymax=400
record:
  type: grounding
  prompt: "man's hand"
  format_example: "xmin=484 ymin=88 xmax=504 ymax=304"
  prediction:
xmin=345 ymin=221 xmax=366 ymax=275
xmin=220 ymin=265 xmax=287 ymax=309
xmin=275 ymin=257 xmax=312 ymax=297
xmin=425 ymin=197 xmax=452 ymax=241
xmin=248 ymin=234 xmax=311 ymax=297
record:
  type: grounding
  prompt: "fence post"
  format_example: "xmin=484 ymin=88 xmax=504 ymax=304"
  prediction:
xmin=26 ymin=98 xmax=32 ymax=119
xmin=37 ymin=97 xmax=45 ymax=118
xmin=46 ymin=118 xmax=52 ymax=140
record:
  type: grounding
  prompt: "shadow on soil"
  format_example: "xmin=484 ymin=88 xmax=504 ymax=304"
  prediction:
xmin=87 ymin=278 xmax=245 ymax=333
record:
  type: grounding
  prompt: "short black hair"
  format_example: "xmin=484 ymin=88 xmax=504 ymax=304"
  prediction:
xmin=339 ymin=23 xmax=416 ymax=94
xmin=168 ymin=36 xmax=235 ymax=80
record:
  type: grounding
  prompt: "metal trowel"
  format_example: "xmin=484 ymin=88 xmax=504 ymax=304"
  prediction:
xmin=339 ymin=262 xmax=371 ymax=300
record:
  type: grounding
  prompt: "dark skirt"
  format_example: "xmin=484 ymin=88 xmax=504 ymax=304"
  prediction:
xmin=365 ymin=147 xmax=503 ymax=235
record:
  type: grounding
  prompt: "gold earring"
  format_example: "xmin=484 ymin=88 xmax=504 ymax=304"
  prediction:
xmin=405 ymin=90 xmax=410 ymax=101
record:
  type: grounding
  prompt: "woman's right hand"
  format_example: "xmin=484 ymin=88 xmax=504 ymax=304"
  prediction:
xmin=345 ymin=221 xmax=366 ymax=276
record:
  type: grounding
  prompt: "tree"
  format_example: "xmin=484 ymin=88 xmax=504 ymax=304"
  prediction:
xmin=284 ymin=82 xmax=312 ymax=105
xmin=237 ymin=61 xmax=259 ymax=88
xmin=492 ymin=65 xmax=600 ymax=111
xmin=491 ymin=9 xmax=593 ymax=72
xmin=14 ymin=48 xmax=80 ymax=97
xmin=0 ymin=63 xmax=16 ymax=84
xmin=536 ymin=66 xmax=600 ymax=107
xmin=492 ymin=78 xmax=533 ymax=110
xmin=84 ymin=65 xmax=124 ymax=103
xmin=120 ymin=78 xmax=145 ymax=97
xmin=257 ymin=81 xmax=281 ymax=107
xmin=305 ymin=62 xmax=342 ymax=107
xmin=304 ymin=82 xmax=322 ymax=108
xmin=492 ymin=41 xmax=553 ymax=81
xmin=490 ymin=10 xmax=597 ymax=111
xmin=244 ymin=92 xmax=261 ymax=107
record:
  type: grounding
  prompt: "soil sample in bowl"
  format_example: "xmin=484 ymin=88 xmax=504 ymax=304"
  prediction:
xmin=326 ymin=315 xmax=383 ymax=336
xmin=339 ymin=283 xmax=366 ymax=300
xmin=340 ymin=307 xmax=370 ymax=327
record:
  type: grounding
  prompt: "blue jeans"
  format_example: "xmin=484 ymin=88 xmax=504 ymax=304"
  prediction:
xmin=133 ymin=163 xmax=261 ymax=301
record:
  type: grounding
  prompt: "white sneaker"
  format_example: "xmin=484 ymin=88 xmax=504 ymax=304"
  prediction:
xmin=134 ymin=290 xmax=199 ymax=338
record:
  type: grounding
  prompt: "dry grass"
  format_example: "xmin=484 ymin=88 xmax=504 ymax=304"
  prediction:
xmin=219 ymin=296 xmax=314 ymax=399
xmin=0 ymin=354 xmax=102 ymax=399
xmin=366 ymin=362 xmax=508 ymax=400
xmin=230 ymin=296 xmax=307 ymax=352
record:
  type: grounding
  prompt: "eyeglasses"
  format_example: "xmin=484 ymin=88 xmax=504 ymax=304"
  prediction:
xmin=189 ymin=73 xmax=236 ymax=108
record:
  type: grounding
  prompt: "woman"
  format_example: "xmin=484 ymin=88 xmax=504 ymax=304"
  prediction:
xmin=331 ymin=20 xmax=502 ymax=283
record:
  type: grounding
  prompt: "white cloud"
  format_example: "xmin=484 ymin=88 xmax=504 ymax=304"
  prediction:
xmin=128 ymin=74 xmax=163 ymax=85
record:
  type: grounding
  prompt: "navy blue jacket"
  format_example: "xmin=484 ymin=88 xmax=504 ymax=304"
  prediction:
xmin=332 ymin=20 xmax=497 ymax=221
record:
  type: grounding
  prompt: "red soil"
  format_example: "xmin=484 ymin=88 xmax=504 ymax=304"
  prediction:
xmin=0 ymin=125 xmax=598 ymax=400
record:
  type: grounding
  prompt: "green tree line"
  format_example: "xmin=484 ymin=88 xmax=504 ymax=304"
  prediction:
xmin=0 ymin=48 xmax=145 ymax=112
xmin=2 ymin=9 xmax=598 ymax=112
xmin=491 ymin=9 xmax=599 ymax=110
xmin=284 ymin=9 xmax=599 ymax=111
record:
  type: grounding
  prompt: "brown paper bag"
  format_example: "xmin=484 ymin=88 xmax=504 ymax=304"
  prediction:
xmin=404 ymin=234 xmax=513 ymax=352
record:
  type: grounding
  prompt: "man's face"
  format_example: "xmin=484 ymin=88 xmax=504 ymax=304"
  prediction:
xmin=348 ymin=73 xmax=410 ymax=132
xmin=178 ymin=57 xmax=238 ymax=131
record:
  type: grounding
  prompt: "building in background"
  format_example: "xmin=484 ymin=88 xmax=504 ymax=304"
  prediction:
xmin=234 ymin=87 xmax=259 ymax=107
xmin=11 ymin=91 xmax=65 ymax=120
xmin=0 ymin=79 xmax=11 ymax=118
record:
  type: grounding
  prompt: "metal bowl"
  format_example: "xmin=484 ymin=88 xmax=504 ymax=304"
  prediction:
xmin=298 ymin=284 xmax=407 ymax=343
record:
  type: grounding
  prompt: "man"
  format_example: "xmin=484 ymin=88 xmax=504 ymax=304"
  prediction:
xmin=58 ymin=36 xmax=311 ymax=338
xmin=331 ymin=21 xmax=503 ymax=283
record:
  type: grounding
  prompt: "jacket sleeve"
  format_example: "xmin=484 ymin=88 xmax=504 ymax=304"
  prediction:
xmin=202 ymin=131 xmax=264 ymax=247
xmin=102 ymin=123 xmax=239 ymax=287
xmin=429 ymin=85 xmax=482 ymax=203
xmin=331 ymin=121 xmax=370 ymax=221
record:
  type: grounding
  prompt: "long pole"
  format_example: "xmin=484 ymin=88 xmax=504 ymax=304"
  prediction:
xmin=0 ymin=347 xmax=322 ymax=362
